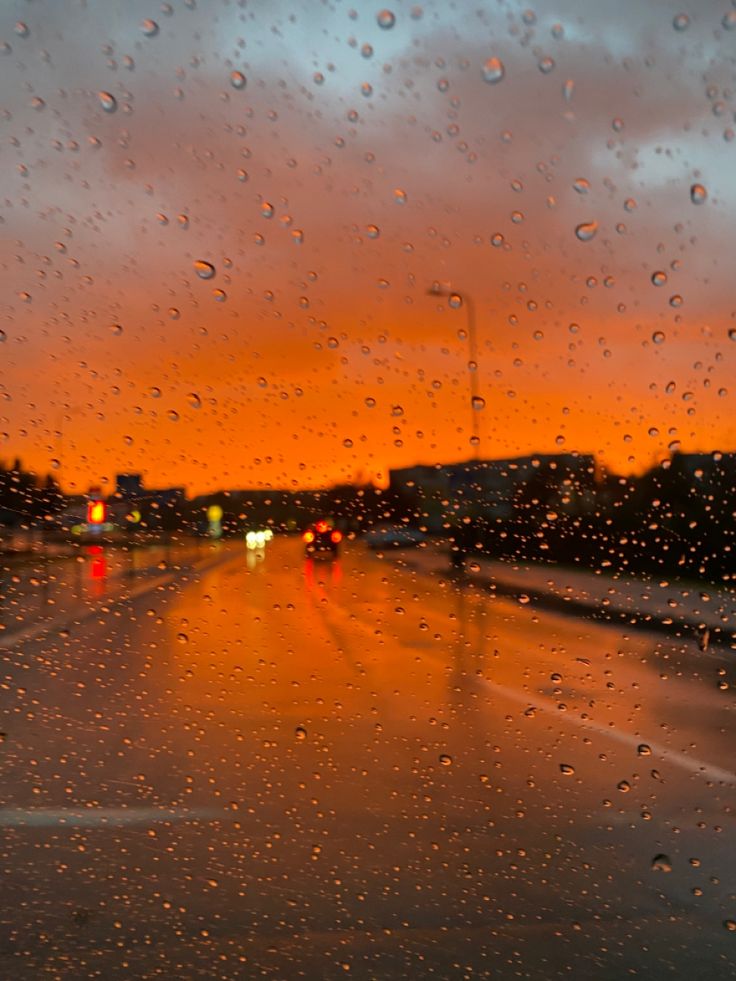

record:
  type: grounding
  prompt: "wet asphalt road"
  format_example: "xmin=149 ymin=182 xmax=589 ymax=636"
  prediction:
xmin=1 ymin=539 xmax=735 ymax=979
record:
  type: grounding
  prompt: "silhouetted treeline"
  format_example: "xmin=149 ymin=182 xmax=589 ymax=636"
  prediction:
xmin=0 ymin=458 xmax=64 ymax=525
xmin=388 ymin=452 xmax=736 ymax=581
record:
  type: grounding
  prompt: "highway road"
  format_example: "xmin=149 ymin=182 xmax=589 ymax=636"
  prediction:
xmin=1 ymin=539 xmax=735 ymax=979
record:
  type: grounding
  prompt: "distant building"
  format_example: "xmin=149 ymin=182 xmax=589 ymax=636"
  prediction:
xmin=669 ymin=451 xmax=736 ymax=483
xmin=109 ymin=474 xmax=186 ymax=529
xmin=115 ymin=473 xmax=144 ymax=499
xmin=389 ymin=454 xmax=597 ymax=527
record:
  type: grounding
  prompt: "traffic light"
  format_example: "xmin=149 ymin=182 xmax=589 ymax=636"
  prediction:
xmin=87 ymin=499 xmax=106 ymax=525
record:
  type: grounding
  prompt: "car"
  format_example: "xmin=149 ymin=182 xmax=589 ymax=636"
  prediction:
xmin=302 ymin=519 xmax=342 ymax=558
xmin=364 ymin=523 xmax=427 ymax=549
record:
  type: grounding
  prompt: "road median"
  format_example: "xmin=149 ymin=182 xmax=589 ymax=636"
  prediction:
xmin=387 ymin=543 xmax=736 ymax=650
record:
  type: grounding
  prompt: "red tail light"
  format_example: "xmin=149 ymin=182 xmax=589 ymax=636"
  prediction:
xmin=302 ymin=530 xmax=315 ymax=543
xmin=330 ymin=530 xmax=342 ymax=543
xmin=315 ymin=520 xmax=329 ymax=533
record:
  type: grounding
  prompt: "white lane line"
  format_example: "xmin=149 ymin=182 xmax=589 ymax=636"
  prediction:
xmin=0 ymin=550 xmax=238 ymax=650
xmin=0 ymin=806 xmax=224 ymax=828
xmin=472 ymin=674 xmax=736 ymax=787
xmin=322 ymin=592 xmax=736 ymax=788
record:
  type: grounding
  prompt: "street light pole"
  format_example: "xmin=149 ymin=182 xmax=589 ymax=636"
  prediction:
xmin=427 ymin=283 xmax=481 ymax=459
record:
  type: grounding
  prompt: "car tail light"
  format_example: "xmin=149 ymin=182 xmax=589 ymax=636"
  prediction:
xmin=315 ymin=520 xmax=329 ymax=533
xmin=330 ymin=530 xmax=342 ymax=543
xmin=302 ymin=530 xmax=315 ymax=543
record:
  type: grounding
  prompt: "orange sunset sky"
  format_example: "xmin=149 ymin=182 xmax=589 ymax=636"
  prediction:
xmin=1 ymin=0 xmax=735 ymax=494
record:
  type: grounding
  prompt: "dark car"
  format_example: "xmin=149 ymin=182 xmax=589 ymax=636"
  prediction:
xmin=302 ymin=520 xmax=342 ymax=558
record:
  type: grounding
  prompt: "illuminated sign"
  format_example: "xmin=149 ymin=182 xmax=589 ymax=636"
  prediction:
xmin=87 ymin=500 xmax=106 ymax=525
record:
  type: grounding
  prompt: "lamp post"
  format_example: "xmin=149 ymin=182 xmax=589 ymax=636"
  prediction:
xmin=427 ymin=282 xmax=481 ymax=459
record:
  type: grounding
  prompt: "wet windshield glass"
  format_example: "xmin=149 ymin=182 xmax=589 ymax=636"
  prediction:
xmin=2 ymin=2 xmax=735 ymax=977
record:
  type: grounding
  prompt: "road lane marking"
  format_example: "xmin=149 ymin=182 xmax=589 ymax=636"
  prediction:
xmin=319 ymin=581 xmax=736 ymax=788
xmin=0 ymin=549 xmax=239 ymax=650
xmin=0 ymin=806 xmax=224 ymax=828
xmin=472 ymin=674 xmax=736 ymax=787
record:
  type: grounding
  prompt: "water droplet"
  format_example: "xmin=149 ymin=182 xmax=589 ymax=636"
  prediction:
xmin=366 ymin=224 xmax=380 ymax=239
xmin=562 ymin=78 xmax=575 ymax=102
xmin=575 ymin=221 xmax=598 ymax=242
xmin=295 ymin=725 xmax=307 ymax=741
xmin=559 ymin=763 xmax=575 ymax=776
xmin=261 ymin=201 xmax=274 ymax=218
xmin=482 ymin=57 xmax=505 ymax=84
xmin=14 ymin=21 xmax=29 ymax=38
xmin=669 ymin=294 xmax=683 ymax=307
xmin=637 ymin=744 xmax=652 ymax=757
xmin=728 ymin=328 xmax=736 ymax=341
xmin=291 ymin=229 xmax=304 ymax=245
xmin=168 ymin=307 xmax=180 ymax=320
xmin=230 ymin=70 xmax=246 ymax=89
xmin=98 ymin=91 xmax=117 ymax=113
xmin=652 ymin=330 xmax=666 ymax=345
xmin=194 ymin=260 xmax=216 ymax=280
xmin=188 ymin=393 xmax=201 ymax=409
xmin=377 ymin=9 xmax=396 ymax=29
xmin=177 ymin=632 xmax=188 ymax=644
xmin=361 ymin=42 xmax=374 ymax=58
xmin=723 ymin=11 xmax=736 ymax=29
xmin=365 ymin=396 xmax=376 ymax=408
xmin=394 ymin=188 xmax=407 ymax=205
xmin=491 ymin=232 xmax=504 ymax=247
xmin=212 ymin=288 xmax=227 ymax=302
xmin=538 ymin=56 xmax=555 ymax=74
xmin=690 ymin=183 xmax=707 ymax=204
xmin=651 ymin=270 xmax=667 ymax=286
xmin=149 ymin=386 xmax=162 ymax=399
xmin=391 ymin=405 xmax=404 ymax=417
xmin=573 ymin=177 xmax=590 ymax=194
xmin=343 ymin=437 xmax=354 ymax=449
xmin=140 ymin=19 xmax=159 ymax=36
xmin=724 ymin=919 xmax=736 ymax=932
xmin=672 ymin=13 xmax=690 ymax=31
xmin=438 ymin=754 xmax=453 ymax=766
xmin=448 ymin=292 xmax=463 ymax=309
xmin=471 ymin=396 xmax=486 ymax=411
xmin=651 ymin=853 xmax=672 ymax=873
xmin=617 ymin=779 xmax=631 ymax=793
xmin=167 ymin=409 xmax=179 ymax=422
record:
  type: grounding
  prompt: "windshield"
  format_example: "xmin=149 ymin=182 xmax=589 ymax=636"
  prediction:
xmin=2 ymin=2 xmax=735 ymax=978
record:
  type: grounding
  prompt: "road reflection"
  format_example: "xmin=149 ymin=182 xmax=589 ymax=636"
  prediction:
xmin=303 ymin=554 xmax=343 ymax=595
xmin=86 ymin=545 xmax=107 ymax=597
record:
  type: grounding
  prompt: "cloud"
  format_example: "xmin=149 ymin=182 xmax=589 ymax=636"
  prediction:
xmin=1 ymin=0 xmax=734 ymax=489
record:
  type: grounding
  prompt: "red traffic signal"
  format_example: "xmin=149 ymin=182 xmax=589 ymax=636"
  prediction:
xmin=87 ymin=500 xmax=107 ymax=525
